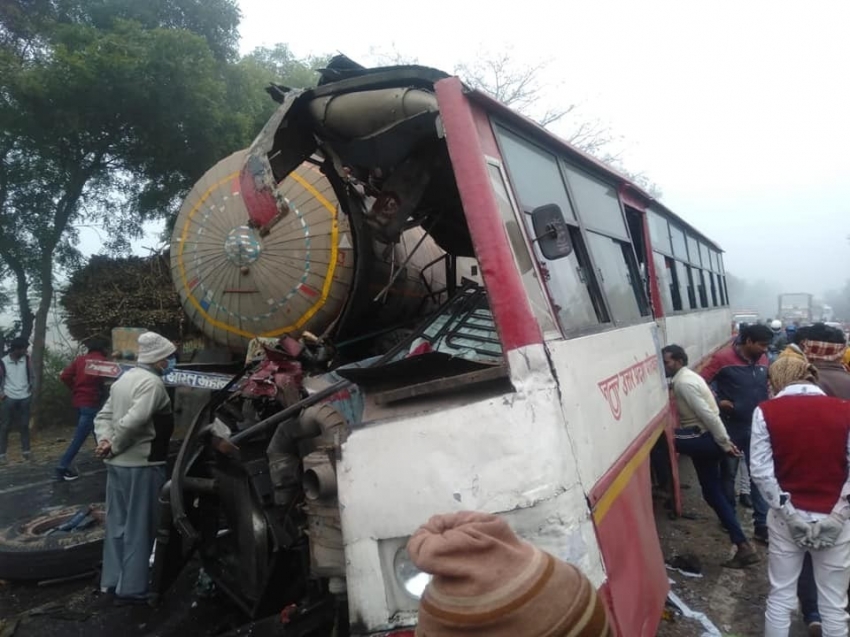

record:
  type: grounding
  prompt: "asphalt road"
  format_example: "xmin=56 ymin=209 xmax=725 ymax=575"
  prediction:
xmin=0 ymin=452 xmax=106 ymax=527
xmin=0 ymin=438 xmax=247 ymax=636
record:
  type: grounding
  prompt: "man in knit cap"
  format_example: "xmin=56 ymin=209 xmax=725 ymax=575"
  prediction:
xmin=751 ymin=355 xmax=850 ymax=637
xmin=94 ymin=331 xmax=176 ymax=605
xmin=407 ymin=511 xmax=613 ymax=636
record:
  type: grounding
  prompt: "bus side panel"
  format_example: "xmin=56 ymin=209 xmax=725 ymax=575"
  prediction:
xmin=589 ymin=411 xmax=672 ymax=637
xmin=664 ymin=308 xmax=732 ymax=368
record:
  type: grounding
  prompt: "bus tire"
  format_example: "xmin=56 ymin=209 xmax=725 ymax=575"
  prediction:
xmin=0 ymin=504 xmax=105 ymax=581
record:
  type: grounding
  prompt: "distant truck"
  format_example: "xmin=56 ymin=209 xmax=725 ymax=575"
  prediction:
xmin=731 ymin=310 xmax=760 ymax=335
xmin=778 ymin=293 xmax=813 ymax=324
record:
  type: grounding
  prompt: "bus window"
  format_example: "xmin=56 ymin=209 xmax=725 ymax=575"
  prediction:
xmin=647 ymin=209 xmax=672 ymax=255
xmin=684 ymin=265 xmax=698 ymax=309
xmin=493 ymin=129 xmax=575 ymax=221
xmin=485 ymin=161 xmax=558 ymax=335
xmin=709 ymin=272 xmax=719 ymax=307
xmin=699 ymin=243 xmax=711 ymax=272
xmin=670 ymin=225 xmax=688 ymax=261
xmin=625 ymin=206 xmax=651 ymax=304
xmin=674 ymin=261 xmax=692 ymax=310
xmin=586 ymin=231 xmax=648 ymax=323
xmin=697 ymin=269 xmax=709 ymax=308
xmin=562 ymin=165 xmax=629 ymax=240
xmin=687 ymin=236 xmax=701 ymax=267
xmin=559 ymin=164 xmax=649 ymax=322
xmin=654 ymin=252 xmax=683 ymax=313
xmin=494 ymin=127 xmax=608 ymax=333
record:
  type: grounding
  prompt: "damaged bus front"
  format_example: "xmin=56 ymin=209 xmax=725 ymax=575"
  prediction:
xmin=154 ymin=55 xmax=684 ymax=636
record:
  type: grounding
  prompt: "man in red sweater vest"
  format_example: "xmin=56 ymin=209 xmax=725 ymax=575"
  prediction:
xmin=751 ymin=355 xmax=850 ymax=637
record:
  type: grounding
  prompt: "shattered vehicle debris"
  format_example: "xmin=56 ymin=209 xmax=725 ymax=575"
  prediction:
xmin=158 ymin=55 xmax=512 ymax=636
xmin=156 ymin=53 xmax=731 ymax=636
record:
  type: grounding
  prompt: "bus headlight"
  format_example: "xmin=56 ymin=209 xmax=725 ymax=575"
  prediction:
xmin=393 ymin=546 xmax=431 ymax=599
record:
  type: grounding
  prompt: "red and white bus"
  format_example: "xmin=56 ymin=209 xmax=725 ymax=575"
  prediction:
xmin=163 ymin=56 xmax=731 ymax=636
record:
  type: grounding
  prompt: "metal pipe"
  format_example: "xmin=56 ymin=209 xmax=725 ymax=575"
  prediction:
xmin=303 ymin=464 xmax=337 ymax=500
xmin=182 ymin=477 xmax=218 ymax=494
xmin=308 ymin=88 xmax=438 ymax=139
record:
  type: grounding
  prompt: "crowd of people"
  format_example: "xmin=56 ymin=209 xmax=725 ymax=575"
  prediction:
xmin=0 ymin=331 xmax=178 ymax=607
xmin=665 ymin=320 xmax=850 ymax=637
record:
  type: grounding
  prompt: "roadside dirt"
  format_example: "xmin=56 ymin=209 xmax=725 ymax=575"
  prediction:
xmin=0 ymin=427 xmax=247 ymax=637
xmin=655 ymin=460 xmax=809 ymax=637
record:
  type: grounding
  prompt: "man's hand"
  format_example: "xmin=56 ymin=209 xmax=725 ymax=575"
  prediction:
xmin=779 ymin=502 xmax=815 ymax=548
xmin=719 ymin=400 xmax=735 ymax=412
xmin=726 ymin=443 xmax=743 ymax=458
xmin=811 ymin=513 xmax=847 ymax=549
xmin=94 ymin=439 xmax=112 ymax=459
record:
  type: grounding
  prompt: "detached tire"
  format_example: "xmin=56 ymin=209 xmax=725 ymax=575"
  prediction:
xmin=0 ymin=503 xmax=105 ymax=581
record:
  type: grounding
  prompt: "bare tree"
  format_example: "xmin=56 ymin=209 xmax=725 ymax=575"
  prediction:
xmin=367 ymin=44 xmax=420 ymax=66
xmin=364 ymin=45 xmax=663 ymax=198
xmin=458 ymin=51 xmax=664 ymax=197
xmin=454 ymin=50 xmax=573 ymax=128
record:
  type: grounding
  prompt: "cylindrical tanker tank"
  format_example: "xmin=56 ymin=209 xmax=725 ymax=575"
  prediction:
xmin=170 ymin=150 xmax=446 ymax=350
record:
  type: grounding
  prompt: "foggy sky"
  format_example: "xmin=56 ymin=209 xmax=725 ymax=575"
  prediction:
xmin=236 ymin=0 xmax=850 ymax=298
xmin=73 ymin=1 xmax=850 ymax=302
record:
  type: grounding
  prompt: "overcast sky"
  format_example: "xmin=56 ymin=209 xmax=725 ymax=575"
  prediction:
xmin=236 ymin=0 xmax=850 ymax=296
xmin=70 ymin=1 xmax=850 ymax=300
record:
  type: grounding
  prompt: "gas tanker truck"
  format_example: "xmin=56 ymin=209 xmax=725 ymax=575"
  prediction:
xmin=170 ymin=148 xmax=449 ymax=354
xmin=153 ymin=55 xmax=507 ymax=636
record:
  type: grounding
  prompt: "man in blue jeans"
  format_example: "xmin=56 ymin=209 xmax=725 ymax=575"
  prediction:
xmin=700 ymin=323 xmax=772 ymax=543
xmin=664 ymin=345 xmax=759 ymax=568
xmin=0 ymin=337 xmax=34 ymax=463
xmin=56 ymin=337 xmax=109 ymax=481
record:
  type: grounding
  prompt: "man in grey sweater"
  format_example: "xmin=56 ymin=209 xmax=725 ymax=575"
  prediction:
xmin=94 ymin=331 xmax=176 ymax=604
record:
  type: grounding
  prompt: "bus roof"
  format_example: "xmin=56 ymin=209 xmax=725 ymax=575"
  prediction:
xmin=463 ymin=86 xmax=724 ymax=253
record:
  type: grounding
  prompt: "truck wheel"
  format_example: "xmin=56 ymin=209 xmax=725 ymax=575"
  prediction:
xmin=0 ymin=503 xmax=105 ymax=581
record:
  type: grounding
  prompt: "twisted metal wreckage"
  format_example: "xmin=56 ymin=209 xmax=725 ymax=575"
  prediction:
xmin=153 ymin=55 xmax=508 ymax=636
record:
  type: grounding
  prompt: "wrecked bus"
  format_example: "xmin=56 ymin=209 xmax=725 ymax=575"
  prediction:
xmin=153 ymin=56 xmax=732 ymax=636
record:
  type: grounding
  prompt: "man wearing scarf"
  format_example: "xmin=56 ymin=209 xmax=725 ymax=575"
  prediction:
xmin=800 ymin=323 xmax=850 ymax=400
xmin=751 ymin=355 xmax=850 ymax=637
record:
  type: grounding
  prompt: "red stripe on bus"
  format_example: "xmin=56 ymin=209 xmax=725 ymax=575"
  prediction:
xmin=593 ymin=450 xmax=668 ymax=636
xmin=434 ymin=77 xmax=543 ymax=351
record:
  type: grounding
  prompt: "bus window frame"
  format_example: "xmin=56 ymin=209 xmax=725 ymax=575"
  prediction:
xmin=559 ymin=160 xmax=652 ymax=324
xmin=493 ymin=120 xmax=656 ymax=334
xmin=483 ymin=155 xmax=560 ymax=336
xmin=644 ymin=207 xmax=730 ymax=313
xmin=492 ymin=122 xmax=615 ymax=338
